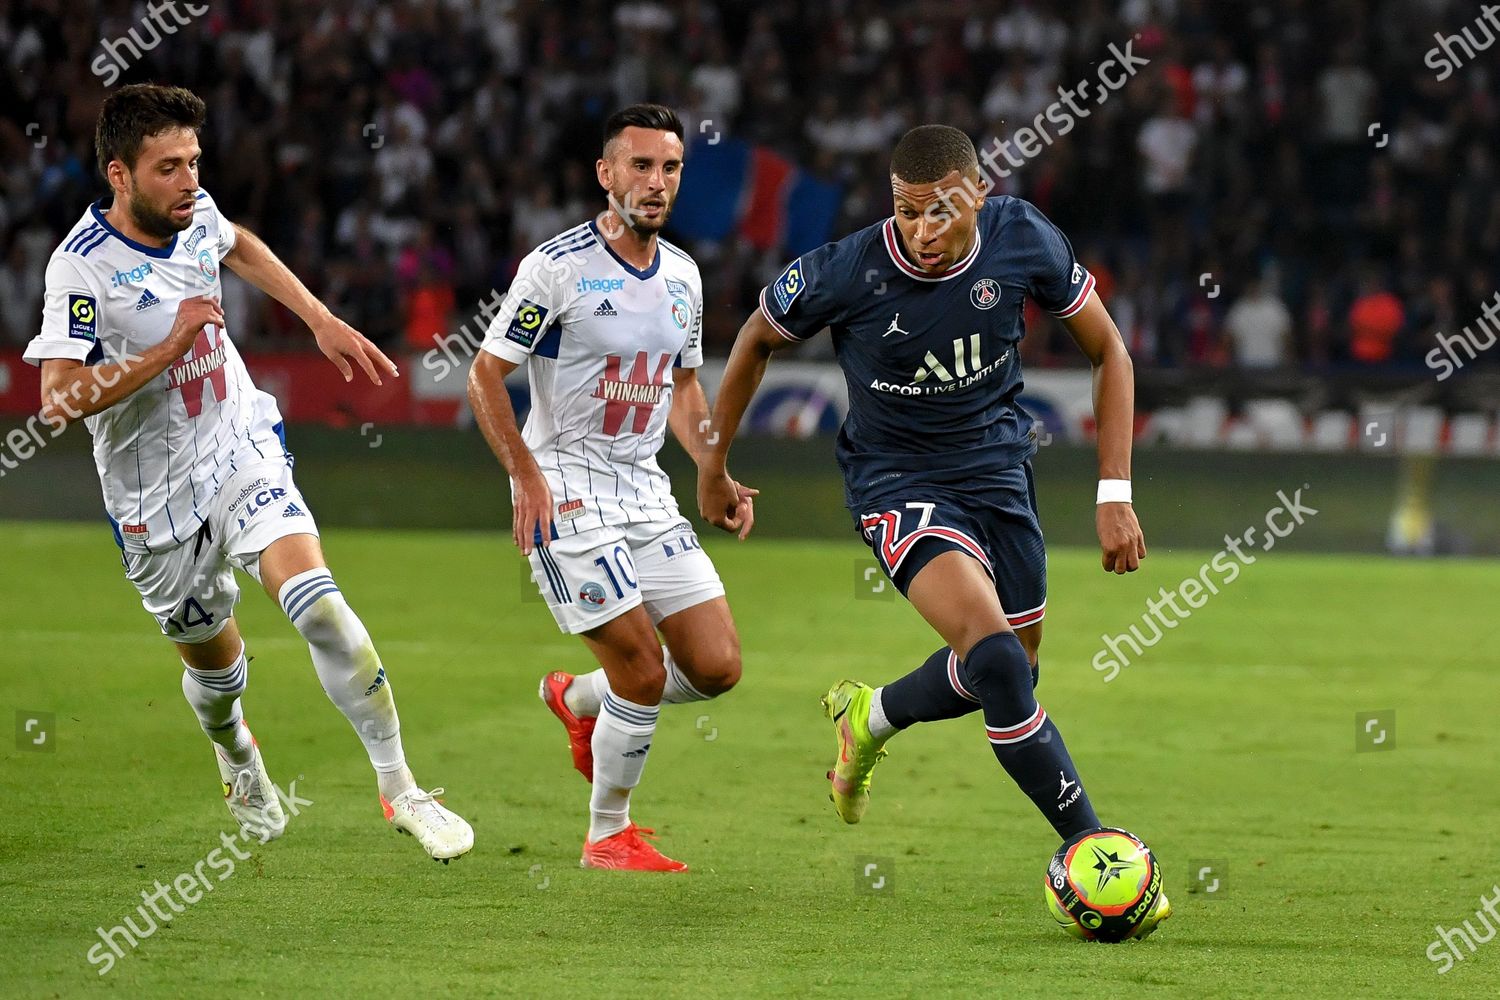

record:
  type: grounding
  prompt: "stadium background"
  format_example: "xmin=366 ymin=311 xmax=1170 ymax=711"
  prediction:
xmin=4 ymin=0 xmax=1500 ymax=551
xmin=4 ymin=4 xmax=1500 ymax=998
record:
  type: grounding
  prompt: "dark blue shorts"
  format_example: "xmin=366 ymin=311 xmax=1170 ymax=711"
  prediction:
xmin=855 ymin=462 xmax=1047 ymax=629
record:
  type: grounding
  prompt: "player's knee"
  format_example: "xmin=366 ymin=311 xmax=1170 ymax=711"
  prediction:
xmin=613 ymin=643 xmax=668 ymax=704
xmin=961 ymin=631 xmax=1035 ymax=708
xmin=706 ymin=651 xmax=742 ymax=696
xmin=952 ymin=620 xmax=1007 ymax=662
xmin=690 ymin=636 xmax=742 ymax=696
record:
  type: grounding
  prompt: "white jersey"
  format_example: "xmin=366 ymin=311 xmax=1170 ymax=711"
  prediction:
xmin=24 ymin=191 xmax=287 ymax=554
xmin=480 ymin=220 xmax=704 ymax=536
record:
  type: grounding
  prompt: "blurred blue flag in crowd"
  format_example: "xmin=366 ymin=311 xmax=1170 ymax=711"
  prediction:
xmin=670 ymin=136 xmax=842 ymax=256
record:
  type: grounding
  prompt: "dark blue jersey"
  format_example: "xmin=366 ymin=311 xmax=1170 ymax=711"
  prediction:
xmin=759 ymin=196 xmax=1094 ymax=514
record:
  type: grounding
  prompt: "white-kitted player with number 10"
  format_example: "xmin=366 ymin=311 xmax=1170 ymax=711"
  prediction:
xmin=23 ymin=84 xmax=471 ymax=861
xmin=469 ymin=103 xmax=754 ymax=872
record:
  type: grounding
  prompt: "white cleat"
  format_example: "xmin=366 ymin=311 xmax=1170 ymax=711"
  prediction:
xmin=216 ymin=732 xmax=287 ymax=842
xmin=381 ymin=787 xmax=474 ymax=863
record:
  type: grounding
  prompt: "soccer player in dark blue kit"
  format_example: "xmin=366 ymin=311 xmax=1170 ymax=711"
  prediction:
xmin=699 ymin=125 xmax=1167 ymax=933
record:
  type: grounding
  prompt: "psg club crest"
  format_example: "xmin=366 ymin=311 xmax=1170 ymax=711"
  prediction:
xmin=970 ymin=277 xmax=1001 ymax=310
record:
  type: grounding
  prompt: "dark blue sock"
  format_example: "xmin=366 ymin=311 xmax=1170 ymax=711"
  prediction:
xmin=879 ymin=646 xmax=982 ymax=729
xmin=963 ymin=632 xmax=1100 ymax=839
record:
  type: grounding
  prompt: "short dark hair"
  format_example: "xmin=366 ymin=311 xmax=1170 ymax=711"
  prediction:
xmin=890 ymin=125 xmax=979 ymax=184
xmin=602 ymin=103 xmax=684 ymax=155
xmin=95 ymin=84 xmax=206 ymax=181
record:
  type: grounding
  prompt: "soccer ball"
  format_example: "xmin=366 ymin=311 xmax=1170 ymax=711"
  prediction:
xmin=1044 ymin=827 xmax=1162 ymax=942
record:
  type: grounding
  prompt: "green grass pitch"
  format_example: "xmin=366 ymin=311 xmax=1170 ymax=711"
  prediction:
xmin=2 ymin=521 xmax=1498 ymax=997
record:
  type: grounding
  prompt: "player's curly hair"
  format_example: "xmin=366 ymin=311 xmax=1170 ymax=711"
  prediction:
xmin=95 ymin=84 xmax=206 ymax=181
xmin=890 ymin=125 xmax=979 ymax=183
xmin=602 ymin=103 xmax=684 ymax=155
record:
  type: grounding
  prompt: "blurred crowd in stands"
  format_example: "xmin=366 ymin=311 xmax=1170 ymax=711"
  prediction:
xmin=2 ymin=0 xmax=1498 ymax=374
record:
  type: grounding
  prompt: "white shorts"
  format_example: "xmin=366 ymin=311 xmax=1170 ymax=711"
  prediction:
xmin=528 ymin=518 xmax=725 ymax=634
xmin=122 ymin=458 xmax=320 ymax=644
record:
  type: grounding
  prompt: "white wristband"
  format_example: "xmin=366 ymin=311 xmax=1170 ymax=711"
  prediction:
xmin=1097 ymin=479 xmax=1132 ymax=505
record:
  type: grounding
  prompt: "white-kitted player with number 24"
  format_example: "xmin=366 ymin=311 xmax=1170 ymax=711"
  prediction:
xmin=23 ymin=84 xmax=471 ymax=861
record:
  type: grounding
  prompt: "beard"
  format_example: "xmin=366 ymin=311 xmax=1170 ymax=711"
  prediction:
xmin=128 ymin=193 xmax=193 ymax=240
xmin=608 ymin=189 xmax=672 ymax=235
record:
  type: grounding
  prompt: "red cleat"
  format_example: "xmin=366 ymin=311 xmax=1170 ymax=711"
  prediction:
xmin=580 ymin=824 xmax=688 ymax=872
xmin=539 ymin=671 xmax=596 ymax=781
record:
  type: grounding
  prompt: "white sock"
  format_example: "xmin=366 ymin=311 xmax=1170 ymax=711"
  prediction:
xmin=181 ymin=647 xmax=255 ymax=766
xmin=278 ymin=568 xmax=414 ymax=798
xmin=562 ymin=669 xmax=608 ymax=718
xmin=868 ymin=687 xmax=897 ymax=741
xmin=565 ymin=647 xmax=711 ymax=719
xmin=588 ymin=691 xmax=659 ymax=842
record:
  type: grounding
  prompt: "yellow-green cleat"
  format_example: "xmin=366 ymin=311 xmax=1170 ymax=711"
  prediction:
xmin=1132 ymin=890 xmax=1173 ymax=941
xmin=820 ymin=680 xmax=890 ymax=824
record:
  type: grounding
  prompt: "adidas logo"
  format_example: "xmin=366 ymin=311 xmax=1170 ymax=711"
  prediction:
xmin=282 ymin=502 xmax=305 ymax=518
xmin=134 ymin=289 xmax=161 ymax=312
xmin=594 ymin=298 xmax=618 ymax=317
xmin=622 ymin=743 xmax=652 ymax=758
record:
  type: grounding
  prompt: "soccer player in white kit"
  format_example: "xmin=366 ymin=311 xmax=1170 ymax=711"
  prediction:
xmin=469 ymin=105 xmax=755 ymax=871
xmin=23 ymin=85 xmax=472 ymax=861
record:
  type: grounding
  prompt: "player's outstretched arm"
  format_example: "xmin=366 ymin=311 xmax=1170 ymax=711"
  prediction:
xmin=697 ymin=306 xmax=795 ymax=538
xmin=667 ymin=367 xmax=716 ymax=465
xmin=38 ymin=295 xmax=224 ymax=428
xmin=1060 ymin=290 xmax=1146 ymax=574
xmin=467 ymin=350 xmax=553 ymax=554
xmin=670 ymin=367 xmax=758 ymax=536
xmin=223 ymin=223 xmax=397 ymax=386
